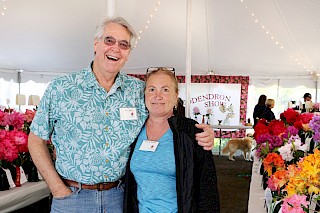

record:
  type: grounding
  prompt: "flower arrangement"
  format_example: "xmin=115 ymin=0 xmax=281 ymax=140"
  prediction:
xmin=193 ymin=107 xmax=201 ymax=118
xmin=219 ymin=103 xmax=234 ymax=114
xmin=255 ymin=108 xmax=320 ymax=212
xmin=0 ymin=109 xmax=54 ymax=176
xmin=0 ymin=110 xmax=31 ymax=168
xmin=219 ymin=104 xmax=235 ymax=124
xmin=313 ymin=102 xmax=320 ymax=112
xmin=281 ymin=149 xmax=320 ymax=212
xmin=206 ymin=108 xmax=212 ymax=118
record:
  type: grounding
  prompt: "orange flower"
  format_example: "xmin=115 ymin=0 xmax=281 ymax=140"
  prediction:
xmin=268 ymin=170 xmax=287 ymax=191
xmin=263 ymin=153 xmax=285 ymax=176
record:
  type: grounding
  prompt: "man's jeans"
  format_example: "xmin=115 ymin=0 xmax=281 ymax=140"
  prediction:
xmin=51 ymin=184 xmax=124 ymax=213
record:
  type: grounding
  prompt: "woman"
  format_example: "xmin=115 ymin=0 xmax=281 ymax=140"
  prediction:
xmin=261 ymin=98 xmax=275 ymax=122
xmin=124 ymin=68 xmax=220 ymax=212
xmin=253 ymin=95 xmax=267 ymax=127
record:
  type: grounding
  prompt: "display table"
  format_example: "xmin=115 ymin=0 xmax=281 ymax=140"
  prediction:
xmin=211 ymin=124 xmax=253 ymax=156
xmin=0 ymin=181 xmax=50 ymax=213
xmin=247 ymin=155 xmax=267 ymax=213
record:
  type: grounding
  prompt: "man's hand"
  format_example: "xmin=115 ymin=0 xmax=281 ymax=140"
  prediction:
xmin=52 ymin=185 xmax=73 ymax=198
xmin=195 ymin=123 xmax=214 ymax=150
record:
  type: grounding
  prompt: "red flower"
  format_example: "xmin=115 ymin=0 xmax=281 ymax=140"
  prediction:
xmin=0 ymin=129 xmax=19 ymax=162
xmin=0 ymin=109 xmax=34 ymax=167
xmin=268 ymin=120 xmax=287 ymax=136
xmin=293 ymin=113 xmax=314 ymax=130
xmin=253 ymin=119 xmax=269 ymax=139
xmin=299 ymin=113 xmax=314 ymax=124
xmin=281 ymin=108 xmax=299 ymax=125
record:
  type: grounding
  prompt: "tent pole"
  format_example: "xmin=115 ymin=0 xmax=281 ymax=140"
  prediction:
xmin=17 ymin=71 xmax=22 ymax=111
xmin=185 ymin=0 xmax=192 ymax=118
xmin=316 ymin=80 xmax=318 ymax=103
xmin=106 ymin=0 xmax=116 ymax=17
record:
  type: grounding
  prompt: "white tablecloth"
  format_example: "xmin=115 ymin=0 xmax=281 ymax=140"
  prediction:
xmin=211 ymin=124 xmax=253 ymax=130
xmin=0 ymin=181 xmax=50 ymax=213
xmin=248 ymin=155 xmax=267 ymax=213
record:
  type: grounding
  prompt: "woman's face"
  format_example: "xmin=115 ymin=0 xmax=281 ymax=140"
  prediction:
xmin=271 ymin=102 xmax=275 ymax=108
xmin=145 ymin=72 xmax=178 ymax=118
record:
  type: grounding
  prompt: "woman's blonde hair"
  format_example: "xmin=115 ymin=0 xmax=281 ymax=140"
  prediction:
xmin=266 ymin=99 xmax=275 ymax=107
xmin=145 ymin=68 xmax=178 ymax=93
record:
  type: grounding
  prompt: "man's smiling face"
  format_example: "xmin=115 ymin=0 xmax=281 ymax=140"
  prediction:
xmin=93 ymin=22 xmax=131 ymax=75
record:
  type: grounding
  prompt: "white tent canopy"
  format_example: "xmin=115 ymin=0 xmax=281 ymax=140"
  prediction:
xmin=1 ymin=0 xmax=320 ymax=83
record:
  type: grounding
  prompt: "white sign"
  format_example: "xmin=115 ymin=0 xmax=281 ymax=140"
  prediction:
xmin=179 ymin=83 xmax=241 ymax=125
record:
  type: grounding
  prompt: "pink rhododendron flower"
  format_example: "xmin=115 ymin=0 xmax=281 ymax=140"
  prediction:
xmin=193 ymin=107 xmax=200 ymax=115
xmin=24 ymin=109 xmax=36 ymax=123
xmin=282 ymin=194 xmax=309 ymax=213
xmin=9 ymin=130 xmax=28 ymax=153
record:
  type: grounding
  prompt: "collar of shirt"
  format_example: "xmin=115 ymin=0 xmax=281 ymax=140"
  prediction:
xmin=82 ymin=62 xmax=126 ymax=93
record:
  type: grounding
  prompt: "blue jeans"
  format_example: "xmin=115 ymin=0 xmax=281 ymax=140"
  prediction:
xmin=51 ymin=183 xmax=124 ymax=213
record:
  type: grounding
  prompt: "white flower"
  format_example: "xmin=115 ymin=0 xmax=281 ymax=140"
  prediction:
xmin=279 ymin=135 xmax=307 ymax=162
xmin=227 ymin=104 xmax=234 ymax=112
xmin=278 ymin=144 xmax=294 ymax=161
xmin=226 ymin=112 xmax=235 ymax=119
xmin=219 ymin=104 xmax=226 ymax=113
xmin=293 ymin=139 xmax=308 ymax=152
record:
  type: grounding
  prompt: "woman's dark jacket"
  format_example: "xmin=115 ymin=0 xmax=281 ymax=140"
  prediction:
xmin=253 ymin=104 xmax=267 ymax=127
xmin=260 ymin=107 xmax=275 ymax=122
xmin=123 ymin=115 xmax=220 ymax=213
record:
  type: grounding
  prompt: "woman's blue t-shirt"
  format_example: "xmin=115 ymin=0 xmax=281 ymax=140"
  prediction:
xmin=130 ymin=125 xmax=177 ymax=213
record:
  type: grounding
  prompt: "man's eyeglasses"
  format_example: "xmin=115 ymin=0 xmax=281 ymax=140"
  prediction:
xmin=104 ymin=36 xmax=131 ymax=50
xmin=146 ymin=67 xmax=175 ymax=76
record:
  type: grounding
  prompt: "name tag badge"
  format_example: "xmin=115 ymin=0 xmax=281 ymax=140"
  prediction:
xmin=120 ymin=108 xmax=138 ymax=120
xmin=139 ymin=140 xmax=159 ymax=152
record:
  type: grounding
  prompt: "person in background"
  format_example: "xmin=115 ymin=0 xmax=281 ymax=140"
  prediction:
xmin=253 ymin=94 xmax=267 ymax=127
xmin=28 ymin=16 xmax=214 ymax=213
xmin=261 ymin=98 xmax=275 ymax=122
xmin=303 ymin=92 xmax=312 ymax=102
xmin=302 ymin=92 xmax=314 ymax=112
xmin=124 ymin=68 xmax=220 ymax=212
xmin=175 ymin=97 xmax=185 ymax=117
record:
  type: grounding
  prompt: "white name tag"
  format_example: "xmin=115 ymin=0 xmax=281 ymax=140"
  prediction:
xmin=120 ymin=108 xmax=138 ymax=120
xmin=139 ymin=140 xmax=159 ymax=152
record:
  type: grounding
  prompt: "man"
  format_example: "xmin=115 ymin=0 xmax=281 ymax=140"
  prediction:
xmin=303 ymin=93 xmax=312 ymax=102
xmin=28 ymin=16 xmax=214 ymax=213
xmin=302 ymin=92 xmax=313 ymax=112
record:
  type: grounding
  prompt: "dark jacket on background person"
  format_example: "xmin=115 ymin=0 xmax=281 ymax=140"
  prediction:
xmin=123 ymin=115 xmax=220 ymax=213
xmin=253 ymin=104 xmax=267 ymax=127
xmin=260 ymin=107 xmax=275 ymax=122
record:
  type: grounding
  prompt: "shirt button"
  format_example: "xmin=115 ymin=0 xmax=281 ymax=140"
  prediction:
xmin=105 ymin=112 xmax=109 ymax=116
xmin=105 ymin=142 xmax=109 ymax=147
xmin=105 ymin=159 xmax=109 ymax=163
xmin=105 ymin=127 xmax=108 ymax=131
xmin=104 ymin=175 xmax=108 ymax=179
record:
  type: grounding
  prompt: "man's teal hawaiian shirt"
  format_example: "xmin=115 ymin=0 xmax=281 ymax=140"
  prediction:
xmin=30 ymin=65 xmax=148 ymax=184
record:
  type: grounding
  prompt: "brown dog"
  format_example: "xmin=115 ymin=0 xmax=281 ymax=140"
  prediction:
xmin=222 ymin=137 xmax=253 ymax=161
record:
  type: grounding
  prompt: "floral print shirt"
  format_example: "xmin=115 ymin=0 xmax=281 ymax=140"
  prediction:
xmin=30 ymin=64 xmax=148 ymax=184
